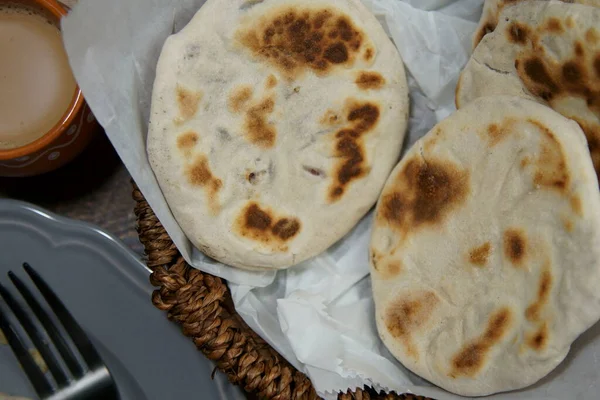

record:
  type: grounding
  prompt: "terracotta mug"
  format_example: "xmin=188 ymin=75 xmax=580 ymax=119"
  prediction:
xmin=0 ymin=0 xmax=98 ymax=177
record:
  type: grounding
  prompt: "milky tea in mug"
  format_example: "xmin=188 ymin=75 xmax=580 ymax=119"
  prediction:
xmin=0 ymin=3 xmax=76 ymax=150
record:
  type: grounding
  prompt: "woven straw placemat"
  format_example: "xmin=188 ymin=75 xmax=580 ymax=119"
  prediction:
xmin=133 ymin=185 xmax=432 ymax=400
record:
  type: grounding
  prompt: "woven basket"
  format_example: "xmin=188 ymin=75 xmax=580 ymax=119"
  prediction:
xmin=132 ymin=185 xmax=431 ymax=400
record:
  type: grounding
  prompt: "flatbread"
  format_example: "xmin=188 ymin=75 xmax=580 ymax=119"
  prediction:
xmin=370 ymin=95 xmax=600 ymax=396
xmin=472 ymin=0 xmax=600 ymax=48
xmin=458 ymin=0 xmax=600 ymax=183
xmin=148 ymin=0 xmax=408 ymax=270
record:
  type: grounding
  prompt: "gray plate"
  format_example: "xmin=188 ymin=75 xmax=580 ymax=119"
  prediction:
xmin=0 ymin=199 xmax=245 ymax=400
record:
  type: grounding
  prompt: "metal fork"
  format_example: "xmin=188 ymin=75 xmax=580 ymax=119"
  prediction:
xmin=0 ymin=263 xmax=119 ymax=400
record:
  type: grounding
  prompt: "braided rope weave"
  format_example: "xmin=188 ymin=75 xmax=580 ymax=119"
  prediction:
xmin=133 ymin=185 xmax=431 ymax=400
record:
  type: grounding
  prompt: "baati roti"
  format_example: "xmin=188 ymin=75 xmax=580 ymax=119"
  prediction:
xmin=147 ymin=0 xmax=409 ymax=270
xmin=371 ymin=95 xmax=600 ymax=396
xmin=458 ymin=0 xmax=600 ymax=183
xmin=472 ymin=0 xmax=600 ymax=49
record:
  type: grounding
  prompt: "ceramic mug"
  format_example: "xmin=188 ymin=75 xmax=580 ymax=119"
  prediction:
xmin=0 ymin=0 xmax=98 ymax=177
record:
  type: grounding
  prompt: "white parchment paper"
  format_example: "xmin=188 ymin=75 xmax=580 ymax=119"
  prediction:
xmin=61 ymin=0 xmax=600 ymax=398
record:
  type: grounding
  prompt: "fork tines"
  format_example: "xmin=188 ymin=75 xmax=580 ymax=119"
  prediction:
xmin=0 ymin=263 xmax=119 ymax=399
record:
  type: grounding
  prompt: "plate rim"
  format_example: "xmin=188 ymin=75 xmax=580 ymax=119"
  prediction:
xmin=0 ymin=198 xmax=151 ymax=275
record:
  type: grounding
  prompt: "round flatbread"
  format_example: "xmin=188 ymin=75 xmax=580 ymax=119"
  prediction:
xmin=147 ymin=0 xmax=408 ymax=270
xmin=472 ymin=0 xmax=600 ymax=49
xmin=458 ymin=0 xmax=600 ymax=183
xmin=370 ymin=95 xmax=600 ymax=396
